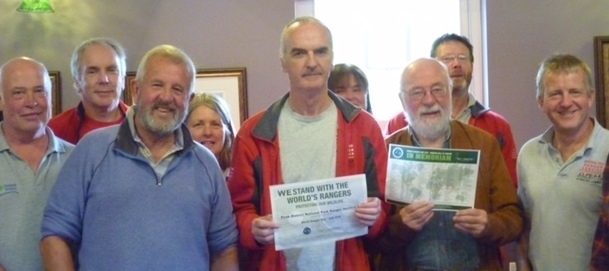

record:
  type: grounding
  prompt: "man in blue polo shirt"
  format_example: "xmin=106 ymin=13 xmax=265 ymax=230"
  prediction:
xmin=0 ymin=57 xmax=74 ymax=270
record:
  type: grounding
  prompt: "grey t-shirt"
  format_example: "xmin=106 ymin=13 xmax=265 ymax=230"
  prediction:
xmin=278 ymin=102 xmax=337 ymax=271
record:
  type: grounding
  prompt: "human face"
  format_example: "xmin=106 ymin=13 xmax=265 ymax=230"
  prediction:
xmin=0 ymin=59 xmax=51 ymax=136
xmin=281 ymin=22 xmax=333 ymax=93
xmin=435 ymin=41 xmax=473 ymax=94
xmin=76 ymin=43 xmax=124 ymax=111
xmin=186 ymin=105 xmax=226 ymax=156
xmin=133 ymin=56 xmax=192 ymax=136
xmin=538 ymin=68 xmax=593 ymax=136
xmin=400 ymin=60 xmax=452 ymax=140
xmin=333 ymin=74 xmax=367 ymax=109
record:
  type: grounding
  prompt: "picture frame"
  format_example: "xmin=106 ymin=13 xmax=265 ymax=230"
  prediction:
xmin=49 ymin=71 xmax=61 ymax=116
xmin=594 ymin=36 xmax=609 ymax=128
xmin=122 ymin=67 xmax=248 ymax=131
xmin=122 ymin=71 xmax=136 ymax=105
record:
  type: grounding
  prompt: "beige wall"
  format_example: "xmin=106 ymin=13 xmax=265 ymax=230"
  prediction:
xmin=0 ymin=0 xmax=293 ymax=116
xmin=2 ymin=0 xmax=609 ymax=150
xmin=485 ymin=0 xmax=609 ymax=149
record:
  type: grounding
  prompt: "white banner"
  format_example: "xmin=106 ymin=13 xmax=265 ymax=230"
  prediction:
xmin=270 ymin=174 xmax=368 ymax=250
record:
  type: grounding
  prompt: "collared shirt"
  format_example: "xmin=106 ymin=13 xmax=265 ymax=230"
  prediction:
xmin=126 ymin=108 xmax=184 ymax=181
xmin=0 ymin=125 xmax=74 ymax=271
xmin=406 ymin=124 xmax=480 ymax=270
xmin=519 ymin=118 xmax=609 ymax=270
xmin=453 ymin=92 xmax=477 ymax=124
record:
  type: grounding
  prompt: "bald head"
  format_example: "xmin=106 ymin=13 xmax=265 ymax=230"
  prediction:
xmin=0 ymin=57 xmax=51 ymax=98
xmin=0 ymin=57 xmax=52 ymax=137
xmin=279 ymin=16 xmax=333 ymax=62
xmin=400 ymin=58 xmax=452 ymax=93
xmin=399 ymin=58 xmax=452 ymax=142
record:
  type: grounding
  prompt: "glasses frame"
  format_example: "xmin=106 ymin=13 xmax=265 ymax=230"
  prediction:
xmin=402 ymin=85 xmax=449 ymax=102
xmin=438 ymin=54 xmax=471 ymax=65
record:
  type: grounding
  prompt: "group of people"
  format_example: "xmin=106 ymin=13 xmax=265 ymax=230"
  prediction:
xmin=1 ymin=15 xmax=609 ymax=271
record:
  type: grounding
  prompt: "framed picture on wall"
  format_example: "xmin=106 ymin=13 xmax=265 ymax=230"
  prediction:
xmin=192 ymin=68 xmax=248 ymax=131
xmin=594 ymin=36 xmax=609 ymax=128
xmin=122 ymin=67 xmax=248 ymax=131
xmin=49 ymin=71 xmax=61 ymax=116
xmin=122 ymin=71 xmax=136 ymax=106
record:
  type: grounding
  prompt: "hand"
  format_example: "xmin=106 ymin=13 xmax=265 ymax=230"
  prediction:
xmin=453 ymin=208 xmax=489 ymax=237
xmin=251 ymin=214 xmax=280 ymax=246
xmin=398 ymin=201 xmax=434 ymax=231
xmin=355 ymin=197 xmax=381 ymax=226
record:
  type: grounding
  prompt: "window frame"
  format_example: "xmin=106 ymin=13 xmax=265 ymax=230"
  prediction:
xmin=295 ymin=0 xmax=485 ymax=119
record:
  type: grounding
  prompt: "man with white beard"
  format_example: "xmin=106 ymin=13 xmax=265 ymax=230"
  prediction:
xmin=368 ymin=58 xmax=524 ymax=271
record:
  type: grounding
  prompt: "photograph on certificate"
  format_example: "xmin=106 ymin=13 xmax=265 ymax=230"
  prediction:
xmin=270 ymin=174 xmax=368 ymax=250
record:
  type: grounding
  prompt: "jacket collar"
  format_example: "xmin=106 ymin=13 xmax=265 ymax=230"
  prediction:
xmin=252 ymin=90 xmax=361 ymax=141
xmin=114 ymin=113 xmax=195 ymax=157
xmin=470 ymin=99 xmax=490 ymax=118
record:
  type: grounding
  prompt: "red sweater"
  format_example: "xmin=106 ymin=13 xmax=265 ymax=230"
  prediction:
xmin=228 ymin=92 xmax=389 ymax=271
xmin=48 ymin=101 xmax=129 ymax=144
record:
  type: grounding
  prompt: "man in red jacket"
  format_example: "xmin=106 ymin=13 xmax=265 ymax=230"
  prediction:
xmin=228 ymin=16 xmax=388 ymax=271
xmin=48 ymin=37 xmax=129 ymax=144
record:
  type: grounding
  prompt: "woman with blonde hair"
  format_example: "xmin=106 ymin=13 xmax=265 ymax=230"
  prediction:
xmin=186 ymin=93 xmax=235 ymax=177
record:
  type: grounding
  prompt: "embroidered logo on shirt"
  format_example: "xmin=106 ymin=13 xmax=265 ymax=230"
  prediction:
xmin=576 ymin=160 xmax=604 ymax=184
xmin=0 ymin=184 xmax=18 ymax=196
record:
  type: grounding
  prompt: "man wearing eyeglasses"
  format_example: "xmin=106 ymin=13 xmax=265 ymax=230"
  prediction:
xmin=369 ymin=58 xmax=523 ymax=271
xmin=386 ymin=34 xmax=518 ymax=189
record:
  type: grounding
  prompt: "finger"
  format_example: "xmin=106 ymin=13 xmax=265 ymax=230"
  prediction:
xmin=356 ymin=211 xmax=379 ymax=222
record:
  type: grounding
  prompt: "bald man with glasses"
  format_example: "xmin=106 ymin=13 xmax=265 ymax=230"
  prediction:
xmin=386 ymin=33 xmax=518 ymax=191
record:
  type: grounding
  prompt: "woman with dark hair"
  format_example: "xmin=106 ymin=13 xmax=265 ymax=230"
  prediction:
xmin=328 ymin=63 xmax=372 ymax=113
xmin=185 ymin=93 xmax=235 ymax=178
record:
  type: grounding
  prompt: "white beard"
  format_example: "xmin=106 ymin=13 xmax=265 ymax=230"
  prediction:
xmin=406 ymin=104 xmax=451 ymax=141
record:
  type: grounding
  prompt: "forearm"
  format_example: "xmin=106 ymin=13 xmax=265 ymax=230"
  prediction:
xmin=211 ymin=246 xmax=239 ymax=271
xmin=40 ymin=235 xmax=75 ymax=271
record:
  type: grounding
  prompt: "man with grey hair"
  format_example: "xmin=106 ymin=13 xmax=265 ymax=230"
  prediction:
xmin=228 ymin=16 xmax=388 ymax=271
xmin=370 ymin=58 xmax=522 ymax=270
xmin=48 ymin=37 xmax=130 ymax=144
xmin=40 ymin=45 xmax=238 ymax=270
xmin=517 ymin=54 xmax=609 ymax=271
xmin=0 ymin=57 xmax=73 ymax=270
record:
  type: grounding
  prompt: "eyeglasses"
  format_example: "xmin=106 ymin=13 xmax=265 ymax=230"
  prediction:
xmin=403 ymin=85 xmax=448 ymax=101
xmin=438 ymin=54 xmax=471 ymax=64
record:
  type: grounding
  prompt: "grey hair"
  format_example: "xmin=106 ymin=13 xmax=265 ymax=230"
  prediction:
xmin=279 ymin=16 xmax=333 ymax=62
xmin=135 ymin=45 xmax=196 ymax=95
xmin=70 ymin=37 xmax=127 ymax=83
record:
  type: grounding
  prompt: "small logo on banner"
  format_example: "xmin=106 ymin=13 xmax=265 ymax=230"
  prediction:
xmin=303 ymin=227 xmax=312 ymax=235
